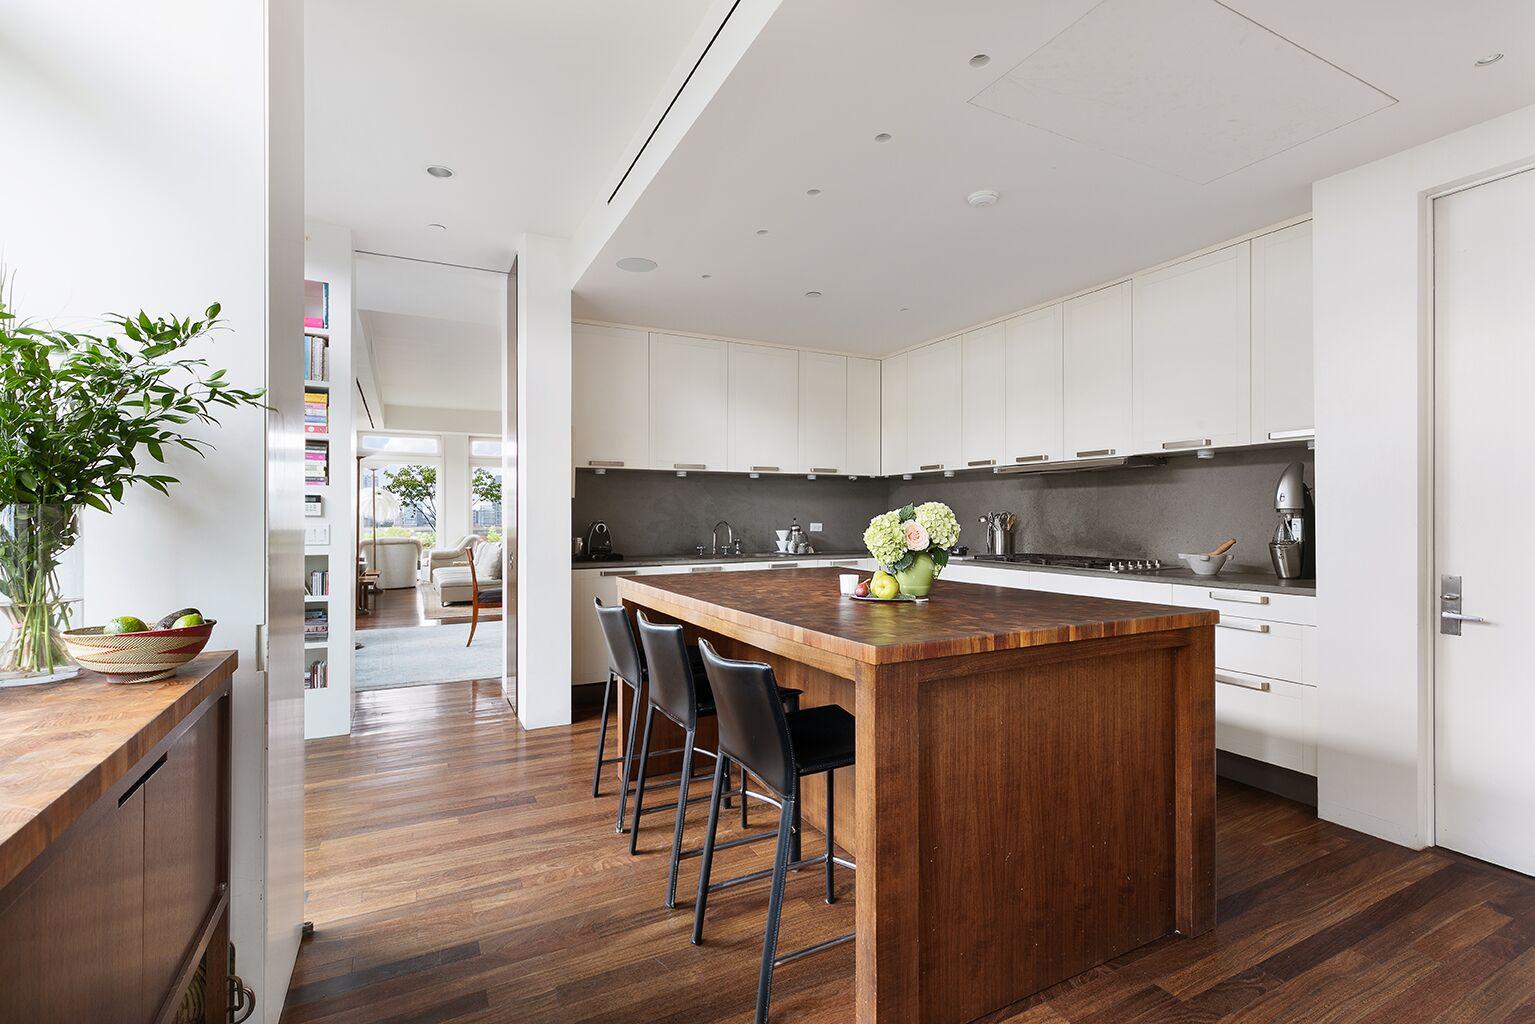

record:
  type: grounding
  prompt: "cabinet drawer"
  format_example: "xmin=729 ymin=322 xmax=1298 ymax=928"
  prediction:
xmin=1214 ymin=671 xmax=1317 ymax=775
xmin=1023 ymin=571 xmax=1174 ymax=604
xmin=1172 ymin=583 xmax=1315 ymax=626
xmin=1213 ymin=615 xmax=1315 ymax=685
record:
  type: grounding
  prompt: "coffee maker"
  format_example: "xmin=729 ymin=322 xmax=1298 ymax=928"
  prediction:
xmin=1270 ymin=461 xmax=1315 ymax=579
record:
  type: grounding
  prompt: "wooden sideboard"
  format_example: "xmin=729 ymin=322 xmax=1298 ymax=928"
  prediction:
xmin=0 ymin=652 xmax=236 ymax=1024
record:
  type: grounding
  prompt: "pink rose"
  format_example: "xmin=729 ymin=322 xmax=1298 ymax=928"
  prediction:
xmin=902 ymin=519 xmax=930 ymax=551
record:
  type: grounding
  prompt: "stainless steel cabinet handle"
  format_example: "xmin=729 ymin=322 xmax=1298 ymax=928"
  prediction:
xmin=587 ymin=459 xmax=624 ymax=468
xmin=598 ymin=569 xmax=639 ymax=577
xmin=811 ymin=467 xmax=838 ymax=474
xmin=919 ymin=463 xmax=944 ymax=471
xmin=673 ymin=463 xmax=707 ymax=471
xmin=829 ymin=560 xmax=858 ymax=567
xmin=1013 ymin=454 xmax=1049 ymax=463
xmin=1075 ymin=448 xmax=1115 ymax=458
xmin=1267 ymin=428 xmax=1314 ymax=441
xmin=689 ymin=565 xmax=723 ymax=572
xmin=751 ymin=465 xmax=780 ymax=473
xmin=1209 ymin=591 xmax=1269 ymax=605
xmin=1216 ymin=620 xmax=1270 ymax=633
xmin=1216 ymin=673 xmax=1271 ymax=692
xmin=770 ymin=562 xmax=800 ymax=569
xmin=967 ymin=459 xmax=996 ymax=467
xmin=1162 ymin=437 xmax=1213 ymax=451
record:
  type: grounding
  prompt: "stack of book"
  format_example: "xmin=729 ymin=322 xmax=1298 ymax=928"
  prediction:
xmin=306 ymin=569 xmax=329 ymax=597
xmin=305 ymin=661 xmax=328 ymax=690
xmin=303 ymin=334 xmax=329 ymax=381
xmin=305 ymin=440 xmax=328 ymax=486
xmin=304 ymin=607 xmax=329 ymax=643
xmin=304 ymin=390 xmax=329 ymax=433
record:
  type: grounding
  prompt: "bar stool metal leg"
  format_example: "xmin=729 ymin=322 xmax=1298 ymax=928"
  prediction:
xmin=665 ymin=727 xmax=697 ymax=908
xmin=692 ymin=754 xmax=729 ymax=945
xmin=825 ymin=768 xmax=836 ymax=904
xmin=591 ymin=672 xmax=615 ymax=797
xmin=756 ymin=795 xmax=797 ymax=1024
xmin=615 ymin=680 xmax=643 ymax=834
xmin=628 ymin=704 xmax=656 ymax=855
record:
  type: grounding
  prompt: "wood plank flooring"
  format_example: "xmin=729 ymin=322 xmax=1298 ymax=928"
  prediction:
xmin=284 ymin=680 xmax=1535 ymax=1024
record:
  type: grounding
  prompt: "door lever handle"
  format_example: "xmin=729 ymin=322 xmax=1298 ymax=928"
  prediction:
xmin=1440 ymin=611 xmax=1488 ymax=623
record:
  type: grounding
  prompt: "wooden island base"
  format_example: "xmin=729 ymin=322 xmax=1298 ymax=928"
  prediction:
xmin=619 ymin=568 xmax=1216 ymax=1024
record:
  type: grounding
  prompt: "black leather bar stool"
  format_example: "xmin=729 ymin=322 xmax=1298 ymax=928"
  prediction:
xmin=692 ymin=639 xmax=856 ymax=1024
xmin=632 ymin=612 xmax=802 ymax=909
xmin=592 ymin=599 xmax=717 ymax=835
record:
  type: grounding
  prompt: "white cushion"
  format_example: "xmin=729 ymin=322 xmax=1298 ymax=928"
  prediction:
xmin=473 ymin=541 xmax=503 ymax=581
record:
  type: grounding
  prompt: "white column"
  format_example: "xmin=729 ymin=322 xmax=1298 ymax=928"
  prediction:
xmin=513 ymin=235 xmax=573 ymax=728
xmin=441 ymin=434 xmax=472 ymax=544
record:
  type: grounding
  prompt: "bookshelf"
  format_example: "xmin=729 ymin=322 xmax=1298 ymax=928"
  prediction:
xmin=302 ymin=225 xmax=356 ymax=739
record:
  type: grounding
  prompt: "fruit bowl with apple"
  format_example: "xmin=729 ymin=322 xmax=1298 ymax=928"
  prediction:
xmin=848 ymin=571 xmax=926 ymax=603
xmin=62 ymin=608 xmax=217 ymax=683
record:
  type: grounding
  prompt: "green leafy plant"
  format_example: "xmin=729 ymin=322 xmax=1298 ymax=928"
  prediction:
xmin=471 ymin=466 xmax=501 ymax=508
xmin=383 ymin=464 xmax=438 ymax=529
xmin=0 ymin=286 xmax=266 ymax=676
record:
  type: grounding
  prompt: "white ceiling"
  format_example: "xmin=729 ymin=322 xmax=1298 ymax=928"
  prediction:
xmin=304 ymin=0 xmax=718 ymax=271
xmin=573 ymin=0 xmax=1535 ymax=354
xmin=361 ymin=310 xmax=502 ymax=413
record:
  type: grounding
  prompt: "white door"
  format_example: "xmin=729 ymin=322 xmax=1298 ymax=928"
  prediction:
xmin=1433 ymin=167 xmax=1535 ymax=875
xmin=727 ymin=342 xmax=798 ymax=473
xmin=798 ymin=350 xmax=846 ymax=474
xmin=1062 ymin=282 xmax=1132 ymax=460
xmin=1004 ymin=304 xmax=1064 ymax=466
xmin=960 ymin=323 xmax=1006 ymax=469
xmin=650 ymin=333 xmax=728 ymax=471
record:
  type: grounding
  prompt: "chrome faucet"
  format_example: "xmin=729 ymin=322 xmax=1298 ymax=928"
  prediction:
xmin=711 ymin=520 xmax=736 ymax=556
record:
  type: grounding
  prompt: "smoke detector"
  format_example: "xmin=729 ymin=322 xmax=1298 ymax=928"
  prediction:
xmin=967 ymin=189 xmax=1001 ymax=208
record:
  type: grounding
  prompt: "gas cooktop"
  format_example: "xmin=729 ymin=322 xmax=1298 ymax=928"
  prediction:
xmin=970 ymin=552 xmax=1174 ymax=574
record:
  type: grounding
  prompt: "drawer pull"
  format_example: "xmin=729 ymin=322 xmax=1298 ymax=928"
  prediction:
xmin=770 ymin=562 xmax=800 ymax=569
xmin=967 ymin=459 xmax=996 ymax=467
xmin=1267 ymin=428 xmax=1314 ymax=441
xmin=1209 ymin=591 xmax=1269 ymax=605
xmin=811 ymin=467 xmax=839 ymax=474
xmin=599 ymin=569 xmax=638 ymax=577
xmin=674 ymin=463 xmax=707 ymax=471
xmin=829 ymin=560 xmax=858 ymax=567
xmin=689 ymin=565 xmax=724 ymax=572
xmin=587 ymin=459 xmax=625 ymax=468
xmin=1216 ymin=673 xmax=1271 ymax=693
xmin=1075 ymin=448 xmax=1115 ymax=458
xmin=1216 ymin=620 xmax=1270 ymax=634
xmin=120 ymin=753 xmax=168 ymax=806
xmin=750 ymin=465 xmax=781 ymax=473
xmin=1162 ymin=437 xmax=1212 ymax=451
xmin=919 ymin=463 xmax=944 ymax=472
xmin=1014 ymin=454 xmax=1049 ymax=463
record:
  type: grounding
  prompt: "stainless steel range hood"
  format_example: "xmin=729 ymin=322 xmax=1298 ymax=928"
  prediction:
xmin=994 ymin=454 xmax=1164 ymax=475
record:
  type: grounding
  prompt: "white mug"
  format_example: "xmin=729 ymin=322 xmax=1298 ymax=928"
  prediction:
xmin=839 ymin=573 xmax=859 ymax=595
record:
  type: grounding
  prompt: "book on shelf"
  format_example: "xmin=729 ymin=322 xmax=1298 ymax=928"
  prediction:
xmin=304 ymin=607 xmax=329 ymax=642
xmin=305 ymin=660 xmax=328 ymax=690
xmin=304 ymin=438 xmax=329 ymax=485
xmin=306 ymin=569 xmax=330 ymax=597
xmin=303 ymin=334 xmax=329 ymax=382
xmin=304 ymin=390 xmax=329 ymax=433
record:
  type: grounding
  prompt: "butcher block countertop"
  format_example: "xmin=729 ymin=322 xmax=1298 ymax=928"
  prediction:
xmin=0 ymin=651 xmax=237 ymax=892
xmin=618 ymin=566 xmax=1217 ymax=665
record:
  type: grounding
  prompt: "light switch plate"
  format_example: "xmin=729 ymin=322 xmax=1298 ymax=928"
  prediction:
xmin=809 ymin=522 xmax=823 ymax=533
xmin=305 ymin=524 xmax=330 ymax=546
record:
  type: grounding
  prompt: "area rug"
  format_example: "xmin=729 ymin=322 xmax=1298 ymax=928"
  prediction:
xmin=354 ymin=620 xmax=505 ymax=690
xmin=421 ymin=583 xmax=503 ymax=625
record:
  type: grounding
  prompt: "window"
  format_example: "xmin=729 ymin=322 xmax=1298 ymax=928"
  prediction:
xmin=360 ymin=460 xmax=441 ymax=555
xmin=469 ymin=437 xmax=503 ymax=459
xmin=359 ymin=433 xmax=441 ymax=457
xmin=471 ymin=466 xmax=503 ymax=540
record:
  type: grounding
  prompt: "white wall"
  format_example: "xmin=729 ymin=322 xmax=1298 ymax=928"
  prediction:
xmin=1313 ymin=104 xmax=1535 ymax=848
xmin=514 ymin=235 xmax=573 ymax=728
xmin=0 ymin=0 xmax=304 ymax=1017
xmin=441 ymin=434 xmax=472 ymax=543
xmin=383 ymin=404 xmax=501 ymax=436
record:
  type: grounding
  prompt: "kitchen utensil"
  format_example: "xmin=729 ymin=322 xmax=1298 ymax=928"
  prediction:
xmin=1269 ymin=540 xmax=1304 ymax=579
xmin=838 ymin=574 xmax=859 ymax=595
xmin=1271 ymin=461 xmax=1315 ymax=579
xmin=62 ymin=619 xmax=217 ymax=683
xmin=979 ymin=511 xmax=1018 ymax=557
xmin=1177 ymin=551 xmax=1231 ymax=576
xmin=848 ymin=592 xmax=928 ymax=604
xmin=583 ymin=521 xmax=613 ymax=559
xmin=573 ymin=536 xmax=584 ymax=558
xmin=1205 ymin=538 xmax=1236 ymax=557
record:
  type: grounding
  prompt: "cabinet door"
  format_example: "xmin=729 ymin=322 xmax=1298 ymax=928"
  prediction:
xmin=880 ymin=352 xmax=909 ymax=476
xmin=1251 ymin=221 xmax=1314 ymax=442
xmin=572 ymin=323 xmax=649 ymax=470
xmin=650 ymin=333 xmax=728 ymax=471
xmin=1062 ymin=282 xmax=1133 ymax=459
xmin=571 ymin=569 xmax=624 ymax=684
xmin=960 ymin=323 xmax=1006 ymax=469
xmin=1133 ymin=242 xmax=1252 ymax=452
xmin=727 ymin=343 xmax=799 ymax=473
xmin=1003 ymin=305 xmax=1065 ymax=466
xmin=906 ymin=337 xmax=962 ymax=473
xmin=845 ymin=357 xmax=881 ymax=477
xmin=797 ymin=351 xmax=847 ymax=474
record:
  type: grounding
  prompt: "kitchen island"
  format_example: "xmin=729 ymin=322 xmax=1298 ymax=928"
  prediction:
xmin=618 ymin=567 xmax=1218 ymax=1024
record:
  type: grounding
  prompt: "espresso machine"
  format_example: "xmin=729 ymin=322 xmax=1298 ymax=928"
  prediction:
xmin=1270 ymin=462 xmax=1315 ymax=579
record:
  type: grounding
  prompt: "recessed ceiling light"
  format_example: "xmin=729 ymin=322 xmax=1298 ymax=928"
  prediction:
xmin=426 ymin=165 xmax=454 ymax=178
xmin=969 ymin=54 xmax=991 ymax=68
xmin=899 ymin=307 xmax=910 ymax=312
xmin=806 ymin=188 xmax=822 ymax=196
xmin=756 ymin=228 xmax=770 ymax=235
xmin=427 ymin=222 xmax=447 ymax=231
xmin=804 ymin=291 xmax=822 ymax=298
xmin=700 ymin=273 xmax=712 ymax=279
xmin=874 ymin=132 xmax=893 ymax=143
xmin=1475 ymin=52 xmax=1505 ymax=66
xmin=967 ymin=189 xmax=1001 ymax=207
xmin=615 ymin=257 xmax=658 ymax=273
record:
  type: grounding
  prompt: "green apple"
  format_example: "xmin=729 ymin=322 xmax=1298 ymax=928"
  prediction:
xmin=870 ymin=571 xmax=900 ymax=600
xmin=104 ymin=615 xmax=150 ymax=635
xmin=172 ymin=612 xmax=205 ymax=628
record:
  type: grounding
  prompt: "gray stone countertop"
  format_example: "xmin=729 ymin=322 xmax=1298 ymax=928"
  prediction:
xmin=571 ymin=550 xmax=869 ymax=569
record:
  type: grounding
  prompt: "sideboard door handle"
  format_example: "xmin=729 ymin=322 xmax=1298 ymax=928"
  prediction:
xmin=120 ymin=753 xmax=168 ymax=806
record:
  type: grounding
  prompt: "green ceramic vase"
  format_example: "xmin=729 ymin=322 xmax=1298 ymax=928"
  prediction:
xmin=895 ymin=551 xmax=935 ymax=598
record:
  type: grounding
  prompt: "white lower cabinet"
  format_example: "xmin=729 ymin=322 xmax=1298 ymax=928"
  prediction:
xmin=1214 ymin=672 xmax=1318 ymax=776
xmin=571 ymin=568 xmax=629 ymax=685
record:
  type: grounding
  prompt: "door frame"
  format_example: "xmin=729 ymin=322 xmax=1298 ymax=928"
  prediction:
xmin=1425 ymin=159 xmax=1535 ymax=850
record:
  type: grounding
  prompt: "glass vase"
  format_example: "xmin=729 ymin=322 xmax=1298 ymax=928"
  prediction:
xmin=0 ymin=505 xmax=83 ymax=687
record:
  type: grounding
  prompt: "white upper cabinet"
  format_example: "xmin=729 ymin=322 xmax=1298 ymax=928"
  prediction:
xmin=960 ymin=323 xmax=1007 ymax=469
xmin=1062 ymin=282 xmax=1133 ymax=460
xmin=906 ymin=336 xmax=963 ymax=473
xmin=880 ymin=352 xmax=909 ymax=476
xmin=1004 ymin=304 xmax=1065 ymax=466
xmin=797 ymin=350 xmax=846 ymax=474
xmin=727 ymin=342 xmax=799 ymax=474
xmin=650 ymin=333 xmax=729 ymax=471
xmin=1133 ymin=241 xmax=1252 ymax=452
xmin=1251 ymin=221 xmax=1314 ymax=441
xmin=573 ymin=323 xmax=649 ymax=470
xmin=845 ymin=357 xmax=881 ymax=477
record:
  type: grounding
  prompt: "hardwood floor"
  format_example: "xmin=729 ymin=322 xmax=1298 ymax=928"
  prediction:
xmin=357 ymin=586 xmax=430 ymax=631
xmin=285 ymin=680 xmax=1535 ymax=1024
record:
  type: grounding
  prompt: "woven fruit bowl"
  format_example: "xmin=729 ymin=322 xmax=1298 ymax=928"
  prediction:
xmin=62 ymin=620 xmax=217 ymax=683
